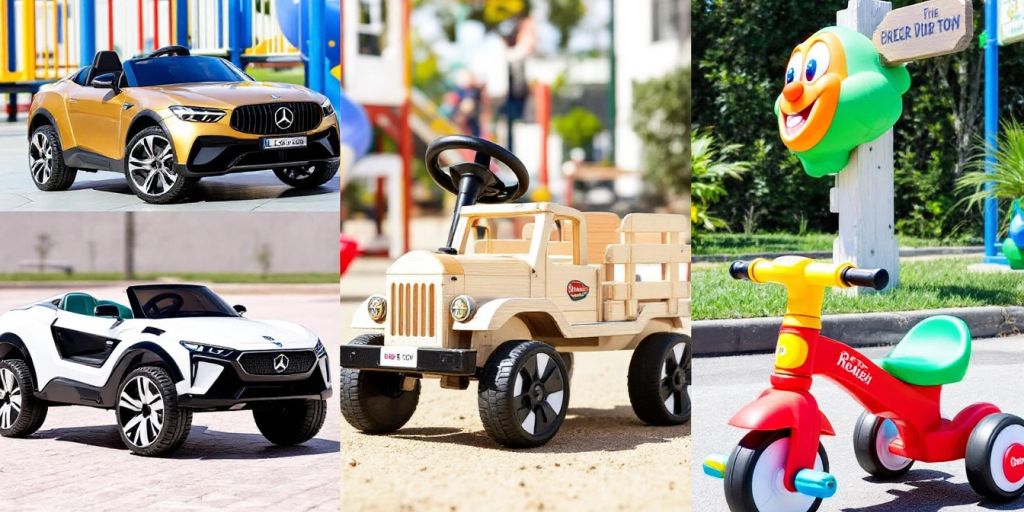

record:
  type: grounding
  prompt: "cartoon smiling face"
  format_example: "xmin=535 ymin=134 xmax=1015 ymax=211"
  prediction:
xmin=778 ymin=32 xmax=847 ymax=153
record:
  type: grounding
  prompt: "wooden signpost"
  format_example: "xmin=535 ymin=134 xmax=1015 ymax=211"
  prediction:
xmin=831 ymin=0 xmax=972 ymax=294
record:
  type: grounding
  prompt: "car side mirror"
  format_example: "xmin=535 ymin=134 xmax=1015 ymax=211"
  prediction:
xmin=94 ymin=304 xmax=122 ymax=318
xmin=233 ymin=304 xmax=247 ymax=315
xmin=91 ymin=71 xmax=122 ymax=94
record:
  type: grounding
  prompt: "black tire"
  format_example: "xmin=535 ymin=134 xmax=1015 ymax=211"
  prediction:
xmin=0 ymin=359 xmax=48 ymax=437
xmin=478 ymin=340 xmax=569 ymax=448
xmin=966 ymin=413 xmax=1024 ymax=501
xmin=628 ymin=332 xmax=691 ymax=425
xmin=115 ymin=366 xmax=192 ymax=456
xmin=273 ymin=161 xmax=339 ymax=188
xmin=253 ymin=399 xmax=327 ymax=445
xmin=725 ymin=430 xmax=829 ymax=512
xmin=124 ymin=126 xmax=198 ymax=204
xmin=853 ymin=411 xmax=914 ymax=479
xmin=339 ymin=333 xmax=420 ymax=433
xmin=28 ymin=124 xmax=76 ymax=191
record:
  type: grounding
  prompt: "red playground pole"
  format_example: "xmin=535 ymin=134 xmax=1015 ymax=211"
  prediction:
xmin=107 ymin=0 xmax=114 ymax=50
xmin=153 ymin=0 xmax=159 ymax=48
xmin=137 ymin=0 xmax=144 ymax=52
xmin=535 ymin=83 xmax=551 ymax=189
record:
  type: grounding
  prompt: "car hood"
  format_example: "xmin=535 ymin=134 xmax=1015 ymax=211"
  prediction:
xmin=137 ymin=81 xmax=324 ymax=110
xmin=134 ymin=317 xmax=318 ymax=350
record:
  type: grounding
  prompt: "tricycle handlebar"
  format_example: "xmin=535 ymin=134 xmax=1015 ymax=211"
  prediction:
xmin=839 ymin=267 xmax=889 ymax=290
xmin=729 ymin=258 xmax=889 ymax=291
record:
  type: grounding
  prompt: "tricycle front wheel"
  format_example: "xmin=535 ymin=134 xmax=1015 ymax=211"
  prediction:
xmin=724 ymin=430 xmax=828 ymax=512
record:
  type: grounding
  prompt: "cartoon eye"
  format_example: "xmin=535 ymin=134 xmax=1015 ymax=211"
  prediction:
xmin=785 ymin=53 xmax=803 ymax=84
xmin=805 ymin=42 xmax=831 ymax=82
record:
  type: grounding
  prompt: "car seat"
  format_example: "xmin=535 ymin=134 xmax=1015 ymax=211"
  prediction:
xmin=60 ymin=292 xmax=98 ymax=316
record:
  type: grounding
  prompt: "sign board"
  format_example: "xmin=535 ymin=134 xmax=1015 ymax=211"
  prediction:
xmin=1000 ymin=0 xmax=1024 ymax=46
xmin=871 ymin=0 xmax=972 ymax=65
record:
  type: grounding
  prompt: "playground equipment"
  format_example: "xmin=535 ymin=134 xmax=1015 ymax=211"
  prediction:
xmin=703 ymin=256 xmax=1024 ymax=511
xmin=1002 ymin=201 xmax=1024 ymax=269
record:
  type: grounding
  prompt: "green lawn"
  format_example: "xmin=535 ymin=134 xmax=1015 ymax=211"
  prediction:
xmin=246 ymin=66 xmax=305 ymax=86
xmin=693 ymin=258 xmax=1024 ymax=320
xmin=0 ymin=272 xmax=337 ymax=284
xmin=693 ymin=232 xmax=980 ymax=257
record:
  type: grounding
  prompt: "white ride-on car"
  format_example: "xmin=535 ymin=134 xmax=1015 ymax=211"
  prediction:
xmin=0 ymin=284 xmax=331 ymax=456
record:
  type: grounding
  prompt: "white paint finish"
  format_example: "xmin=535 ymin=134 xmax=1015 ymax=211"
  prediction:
xmin=834 ymin=0 xmax=900 ymax=293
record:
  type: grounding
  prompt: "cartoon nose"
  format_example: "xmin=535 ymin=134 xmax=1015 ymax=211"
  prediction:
xmin=783 ymin=82 xmax=804 ymax=102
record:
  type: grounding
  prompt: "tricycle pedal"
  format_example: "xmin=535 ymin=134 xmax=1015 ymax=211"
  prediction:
xmin=794 ymin=469 xmax=837 ymax=499
xmin=703 ymin=454 xmax=728 ymax=479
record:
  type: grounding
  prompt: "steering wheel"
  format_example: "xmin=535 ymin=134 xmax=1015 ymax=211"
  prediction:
xmin=148 ymin=45 xmax=191 ymax=58
xmin=425 ymin=135 xmax=530 ymax=204
xmin=142 ymin=293 xmax=184 ymax=317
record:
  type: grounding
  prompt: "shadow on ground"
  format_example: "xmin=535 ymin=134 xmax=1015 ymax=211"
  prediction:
xmin=840 ymin=469 xmax=1024 ymax=512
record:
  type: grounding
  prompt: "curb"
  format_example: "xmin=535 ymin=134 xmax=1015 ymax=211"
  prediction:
xmin=693 ymin=306 xmax=1024 ymax=357
xmin=693 ymin=246 xmax=983 ymax=263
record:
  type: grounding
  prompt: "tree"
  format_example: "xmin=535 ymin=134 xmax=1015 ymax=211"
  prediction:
xmin=552 ymin=107 xmax=602 ymax=150
xmin=692 ymin=129 xmax=751 ymax=231
xmin=34 ymin=233 xmax=54 ymax=273
xmin=632 ymin=66 xmax=691 ymax=210
xmin=548 ymin=0 xmax=586 ymax=50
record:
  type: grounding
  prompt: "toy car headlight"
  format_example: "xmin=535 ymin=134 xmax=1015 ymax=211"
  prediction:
xmin=321 ymin=99 xmax=335 ymax=117
xmin=450 ymin=295 xmax=476 ymax=322
xmin=314 ymin=340 xmax=327 ymax=358
xmin=169 ymin=105 xmax=226 ymax=123
xmin=367 ymin=295 xmax=387 ymax=323
xmin=180 ymin=341 xmax=235 ymax=358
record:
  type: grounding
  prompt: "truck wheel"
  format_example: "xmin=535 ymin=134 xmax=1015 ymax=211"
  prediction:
xmin=339 ymin=334 xmax=420 ymax=433
xmin=725 ymin=430 xmax=828 ymax=512
xmin=115 ymin=366 xmax=192 ymax=456
xmin=628 ymin=332 xmax=690 ymax=425
xmin=478 ymin=340 xmax=569 ymax=448
xmin=853 ymin=411 xmax=914 ymax=479
xmin=0 ymin=359 xmax=48 ymax=437
xmin=966 ymin=413 xmax=1024 ymax=501
xmin=253 ymin=399 xmax=327 ymax=445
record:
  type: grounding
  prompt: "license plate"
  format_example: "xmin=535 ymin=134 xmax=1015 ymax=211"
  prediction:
xmin=379 ymin=346 xmax=417 ymax=368
xmin=262 ymin=136 xmax=306 ymax=149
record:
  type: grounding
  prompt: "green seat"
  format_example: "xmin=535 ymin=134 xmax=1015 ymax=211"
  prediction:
xmin=60 ymin=292 xmax=98 ymax=316
xmin=97 ymin=300 xmax=133 ymax=319
xmin=879 ymin=315 xmax=971 ymax=386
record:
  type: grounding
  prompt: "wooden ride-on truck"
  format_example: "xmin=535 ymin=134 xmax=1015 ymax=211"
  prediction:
xmin=339 ymin=135 xmax=692 ymax=447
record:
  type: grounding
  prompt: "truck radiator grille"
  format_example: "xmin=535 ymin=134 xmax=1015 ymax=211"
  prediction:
xmin=389 ymin=282 xmax=436 ymax=338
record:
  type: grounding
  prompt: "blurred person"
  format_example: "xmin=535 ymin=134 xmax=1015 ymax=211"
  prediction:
xmin=441 ymin=68 xmax=490 ymax=137
xmin=497 ymin=3 xmax=536 ymax=151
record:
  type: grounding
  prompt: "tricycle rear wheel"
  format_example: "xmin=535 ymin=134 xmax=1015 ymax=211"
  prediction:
xmin=966 ymin=413 xmax=1024 ymax=501
xmin=339 ymin=334 xmax=421 ymax=433
xmin=853 ymin=411 xmax=914 ymax=479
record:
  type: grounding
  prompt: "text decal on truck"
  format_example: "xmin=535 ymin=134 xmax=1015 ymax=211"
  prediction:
xmin=567 ymin=280 xmax=590 ymax=301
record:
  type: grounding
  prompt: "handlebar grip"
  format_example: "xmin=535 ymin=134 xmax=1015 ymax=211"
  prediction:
xmin=840 ymin=268 xmax=889 ymax=290
xmin=729 ymin=261 xmax=753 ymax=281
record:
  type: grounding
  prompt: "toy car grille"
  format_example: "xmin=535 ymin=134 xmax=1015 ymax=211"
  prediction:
xmin=230 ymin=102 xmax=323 ymax=135
xmin=238 ymin=350 xmax=317 ymax=375
xmin=389 ymin=281 xmax=437 ymax=339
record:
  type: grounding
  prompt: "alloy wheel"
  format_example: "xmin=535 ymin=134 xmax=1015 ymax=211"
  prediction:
xmin=0 ymin=368 xmax=21 ymax=429
xmin=118 ymin=375 xmax=165 ymax=448
xmin=29 ymin=132 xmax=54 ymax=184
xmin=513 ymin=352 xmax=565 ymax=436
xmin=280 ymin=165 xmax=316 ymax=180
xmin=127 ymin=135 xmax=177 ymax=196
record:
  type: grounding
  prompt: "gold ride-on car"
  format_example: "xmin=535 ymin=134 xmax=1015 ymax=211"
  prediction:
xmin=27 ymin=46 xmax=341 ymax=203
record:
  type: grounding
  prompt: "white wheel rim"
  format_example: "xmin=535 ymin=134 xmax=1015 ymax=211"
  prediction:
xmin=29 ymin=132 xmax=53 ymax=184
xmin=512 ymin=352 xmax=565 ymax=436
xmin=127 ymin=135 xmax=177 ymax=196
xmin=661 ymin=342 xmax=687 ymax=416
xmin=875 ymin=418 xmax=912 ymax=471
xmin=118 ymin=375 xmax=165 ymax=448
xmin=990 ymin=424 xmax=1024 ymax=493
xmin=751 ymin=437 xmax=824 ymax=512
xmin=0 ymin=368 xmax=21 ymax=429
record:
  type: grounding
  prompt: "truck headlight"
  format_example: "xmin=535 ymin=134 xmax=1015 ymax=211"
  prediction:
xmin=321 ymin=99 xmax=335 ymax=117
xmin=169 ymin=105 xmax=226 ymax=123
xmin=180 ymin=341 xmax=235 ymax=358
xmin=367 ymin=295 xmax=387 ymax=323
xmin=450 ymin=295 xmax=476 ymax=322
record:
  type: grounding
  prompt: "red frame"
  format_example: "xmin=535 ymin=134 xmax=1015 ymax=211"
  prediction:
xmin=730 ymin=326 xmax=1000 ymax=492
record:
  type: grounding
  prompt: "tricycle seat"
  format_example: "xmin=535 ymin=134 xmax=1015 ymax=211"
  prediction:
xmin=879 ymin=315 xmax=971 ymax=386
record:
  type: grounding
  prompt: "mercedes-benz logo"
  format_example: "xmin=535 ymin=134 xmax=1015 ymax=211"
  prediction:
xmin=274 ymin=107 xmax=294 ymax=130
xmin=273 ymin=354 xmax=290 ymax=373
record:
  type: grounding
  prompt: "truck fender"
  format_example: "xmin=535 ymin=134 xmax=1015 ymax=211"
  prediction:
xmin=454 ymin=298 xmax=568 ymax=337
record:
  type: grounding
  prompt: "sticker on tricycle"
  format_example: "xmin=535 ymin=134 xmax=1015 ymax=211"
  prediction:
xmin=262 ymin=136 xmax=307 ymax=150
xmin=379 ymin=346 xmax=418 ymax=368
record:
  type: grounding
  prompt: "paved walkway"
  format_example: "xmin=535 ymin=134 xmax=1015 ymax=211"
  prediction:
xmin=0 ymin=120 xmax=339 ymax=211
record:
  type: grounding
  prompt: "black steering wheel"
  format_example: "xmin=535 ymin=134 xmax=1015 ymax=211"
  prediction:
xmin=143 ymin=293 xmax=184 ymax=317
xmin=425 ymin=135 xmax=530 ymax=204
xmin=148 ymin=45 xmax=190 ymax=58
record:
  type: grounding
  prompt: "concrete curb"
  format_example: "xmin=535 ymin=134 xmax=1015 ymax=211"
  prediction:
xmin=693 ymin=246 xmax=983 ymax=263
xmin=693 ymin=306 xmax=1024 ymax=356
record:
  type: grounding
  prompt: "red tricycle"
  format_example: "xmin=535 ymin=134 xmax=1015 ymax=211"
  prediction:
xmin=702 ymin=256 xmax=1024 ymax=511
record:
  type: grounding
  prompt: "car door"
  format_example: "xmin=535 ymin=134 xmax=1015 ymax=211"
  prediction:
xmin=65 ymin=80 xmax=125 ymax=159
xmin=50 ymin=312 xmax=122 ymax=368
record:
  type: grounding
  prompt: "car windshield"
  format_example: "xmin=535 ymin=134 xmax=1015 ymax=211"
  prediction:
xmin=123 ymin=56 xmax=248 ymax=87
xmin=127 ymin=285 xmax=239 ymax=319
